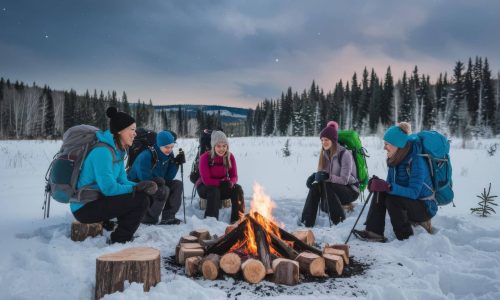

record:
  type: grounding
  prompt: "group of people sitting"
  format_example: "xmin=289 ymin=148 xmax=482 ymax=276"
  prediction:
xmin=71 ymin=107 xmax=436 ymax=244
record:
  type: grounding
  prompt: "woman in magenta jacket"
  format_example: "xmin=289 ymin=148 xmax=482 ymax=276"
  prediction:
xmin=196 ymin=130 xmax=244 ymax=223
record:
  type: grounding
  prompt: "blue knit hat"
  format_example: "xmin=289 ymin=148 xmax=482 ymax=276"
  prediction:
xmin=156 ymin=131 xmax=175 ymax=147
xmin=384 ymin=125 xmax=409 ymax=148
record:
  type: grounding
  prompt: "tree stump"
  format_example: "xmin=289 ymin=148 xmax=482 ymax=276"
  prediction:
xmin=323 ymin=247 xmax=349 ymax=265
xmin=95 ymin=247 xmax=160 ymax=300
xmin=176 ymin=243 xmax=204 ymax=265
xmin=292 ymin=229 xmax=315 ymax=246
xmin=179 ymin=235 xmax=198 ymax=244
xmin=272 ymin=258 xmax=300 ymax=285
xmin=185 ymin=256 xmax=202 ymax=277
xmin=71 ymin=221 xmax=102 ymax=242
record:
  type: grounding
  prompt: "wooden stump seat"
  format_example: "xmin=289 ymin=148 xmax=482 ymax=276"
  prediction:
xmin=71 ymin=221 xmax=103 ymax=242
xmin=95 ymin=247 xmax=161 ymax=299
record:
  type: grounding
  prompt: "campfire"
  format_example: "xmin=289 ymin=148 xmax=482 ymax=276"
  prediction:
xmin=175 ymin=183 xmax=350 ymax=285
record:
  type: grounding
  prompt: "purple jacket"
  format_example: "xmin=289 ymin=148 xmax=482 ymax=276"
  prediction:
xmin=320 ymin=144 xmax=358 ymax=186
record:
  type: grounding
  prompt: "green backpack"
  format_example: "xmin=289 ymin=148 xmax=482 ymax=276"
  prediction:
xmin=337 ymin=130 xmax=369 ymax=191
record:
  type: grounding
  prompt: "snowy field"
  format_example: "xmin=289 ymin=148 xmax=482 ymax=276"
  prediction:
xmin=0 ymin=136 xmax=499 ymax=300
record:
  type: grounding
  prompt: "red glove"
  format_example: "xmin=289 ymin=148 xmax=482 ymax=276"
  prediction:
xmin=368 ymin=177 xmax=391 ymax=193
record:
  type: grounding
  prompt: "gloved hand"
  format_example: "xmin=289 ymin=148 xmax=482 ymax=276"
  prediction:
xmin=306 ymin=173 xmax=315 ymax=189
xmin=135 ymin=180 xmax=158 ymax=195
xmin=151 ymin=177 xmax=165 ymax=187
xmin=368 ymin=176 xmax=391 ymax=193
xmin=174 ymin=150 xmax=186 ymax=165
xmin=314 ymin=171 xmax=329 ymax=183
xmin=219 ymin=180 xmax=233 ymax=191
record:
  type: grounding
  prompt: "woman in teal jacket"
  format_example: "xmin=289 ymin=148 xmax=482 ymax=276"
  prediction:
xmin=354 ymin=122 xmax=437 ymax=241
xmin=72 ymin=107 xmax=157 ymax=244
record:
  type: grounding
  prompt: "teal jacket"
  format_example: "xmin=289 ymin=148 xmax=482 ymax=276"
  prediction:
xmin=127 ymin=144 xmax=178 ymax=183
xmin=70 ymin=130 xmax=136 ymax=212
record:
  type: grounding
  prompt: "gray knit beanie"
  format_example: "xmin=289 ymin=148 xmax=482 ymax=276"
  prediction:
xmin=211 ymin=130 xmax=228 ymax=148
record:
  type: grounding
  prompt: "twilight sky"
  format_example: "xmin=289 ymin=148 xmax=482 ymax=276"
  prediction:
xmin=1 ymin=0 xmax=499 ymax=108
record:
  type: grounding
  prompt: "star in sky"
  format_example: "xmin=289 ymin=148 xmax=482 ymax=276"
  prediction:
xmin=275 ymin=58 xmax=279 ymax=63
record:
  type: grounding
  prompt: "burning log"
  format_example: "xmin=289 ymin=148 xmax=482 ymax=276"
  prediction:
xmin=185 ymin=256 xmax=202 ymax=277
xmin=241 ymin=258 xmax=266 ymax=284
xmin=220 ymin=253 xmax=241 ymax=275
xmin=292 ymin=229 xmax=315 ymax=247
xmin=272 ymin=258 xmax=300 ymax=285
xmin=323 ymin=246 xmax=349 ymax=265
xmin=294 ymin=252 xmax=326 ymax=277
xmin=323 ymin=253 xmax=344 ymax=276
xmin=200 ymin=254 xmax=221 ymax=280
xmin=248 ymin=215 xmax=273 ymax=274
xmin=190 ymin=229 xmax=211 ymax=241
xmin=176 ymin=243 xmax=204 ymax=265
xmin=206 ymin=219 xmax=249 ymax=255
xmin=179 ymin=235 xmax=199 ymax=244
xmin=269 ymin=232 xmax=299 ymax=260
xmin=225 ymin=220 xmax=241 ymax=235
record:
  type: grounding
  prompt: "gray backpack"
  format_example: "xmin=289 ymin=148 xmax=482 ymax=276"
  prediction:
xmin=43 ymin=125 xmax=115 ymax=218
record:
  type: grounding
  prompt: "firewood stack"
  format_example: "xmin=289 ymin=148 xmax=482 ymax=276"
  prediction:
xmin=175 ymin=212 xmax=351 ymax=285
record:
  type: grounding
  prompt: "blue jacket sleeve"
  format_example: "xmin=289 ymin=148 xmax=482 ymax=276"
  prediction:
xmin=88 ymin=147 xmax=134 ymax=196
xmin=163 ymin=155 xmax=179 ymax=181
xmin=389 ymin=156 xmax=426 ymax=200
xmin=130 ymin=151 xmax=154 ymax=181
xmin=117 ymin=161 xmax=137 ymax=186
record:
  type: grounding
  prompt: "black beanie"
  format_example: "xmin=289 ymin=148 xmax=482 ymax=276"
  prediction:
xmin=106 ymin=107 xmax=136 ymax=134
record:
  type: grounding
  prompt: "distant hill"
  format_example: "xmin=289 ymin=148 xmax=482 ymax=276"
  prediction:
xmin=154 ymin=104 xmax=249 ymax=122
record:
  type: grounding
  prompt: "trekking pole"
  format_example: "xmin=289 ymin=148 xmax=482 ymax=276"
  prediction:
xmin=178 ymin=148 xmax=187 ymax=224
xmin=321 ymin=181 xmax=333 ymax=227
xmin=344 ymin=190 xmax=373 ymax=244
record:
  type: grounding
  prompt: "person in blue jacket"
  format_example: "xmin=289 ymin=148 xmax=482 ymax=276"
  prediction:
xmin=128 ymin=131 xmax=184 ymax=225
xmin=72 ymin=107 xmax=158 ymax=244
xmin=354 ymin=122 xmax=437 ymax=241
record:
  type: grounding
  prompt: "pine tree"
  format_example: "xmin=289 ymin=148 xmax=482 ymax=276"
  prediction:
xmin=95 ymin=90 xmax=107 ymax=130
xmin=44 ymin=87 xmax=55 ymax=138
xmin=109 ymin=90 xmax=118 ymax=109
xmin=449 ymin=61 xmax=467 ymax=136
xmin=278 ymin=88 xmax=293 ymax=135
xmin=464 ymin=58 xmax=477 ymax=125
xmin=470 ymin=183 xmax=498 ymax=217
xmin=482 ymin=58 xmax=495 ymax=130
xmin=368 ymin=75 xmax=381 ymax=132
xmin=421 ymin=75 xmax=434 ymax=130
xmin=122 ymin=91 xmax=131 ymax=115
xmin=350 ymin=73 xmax=361 ymax=130
xmin=399 ymin=71 xmax=412 ymax=122
xmin=263 ymin=99 xmax=275 ymax=136
xmin=380 ymin=67 xmax=394 ymax=126
xmin=358 ymin=68 xmax=370 ymax=129
xmin=63 ymin=91 xmax=75 ymax=131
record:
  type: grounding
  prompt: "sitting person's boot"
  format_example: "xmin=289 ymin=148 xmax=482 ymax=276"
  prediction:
xmin=353 ymin=229 xmax=387 ymax=243
xmin=159 ymin=216 xmax=182 ymax=225
xmin=419 ymin=219 xmax=433 ymax=234
xmin=342 ymin=203 xmax=355 ymax=213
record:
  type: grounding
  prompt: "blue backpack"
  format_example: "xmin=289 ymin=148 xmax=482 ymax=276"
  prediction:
xmin=415 ymin=131 xmax=454 ymax=206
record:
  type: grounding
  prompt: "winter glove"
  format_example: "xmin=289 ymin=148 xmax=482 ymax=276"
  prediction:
xmin=368 ymin=176 xmax=391 ymax=193
xmin=306 ymin=173 xmax=315 ymax=189
xmin=219 ymin=180 xmax=233 ymax=191
xmin=151 ymin=177 xmax=165 ymax=187
xmin=174 ymin=150 xmax=186 ymax=165
xmin=135 ymin=180 xmax=158 ymax=196
xmin=314 ymin=171 xmax=330 ymax=183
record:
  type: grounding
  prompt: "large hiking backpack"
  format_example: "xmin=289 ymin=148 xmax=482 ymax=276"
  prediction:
xmin=415 ymin=131 xmax=454 ymax=206
xmin=337 ymin=130 xmax=369 ymax=191
xmin=126 ymin=128 xmax=158 ymax=171
xmin=189 ymin=129 xmax=213 ymax=184
xmin=43 ymin=125 xmax=115 ymax=217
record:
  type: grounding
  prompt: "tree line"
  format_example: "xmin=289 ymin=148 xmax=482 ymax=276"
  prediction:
xmin=247 ymin=57 xmax=500 ymax=138
xmin=0 ymin=79 xmax=229 ymax=139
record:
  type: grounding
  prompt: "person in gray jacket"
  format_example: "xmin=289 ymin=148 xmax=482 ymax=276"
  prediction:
xmin=301 ymin=121 xmax=360 ymax=227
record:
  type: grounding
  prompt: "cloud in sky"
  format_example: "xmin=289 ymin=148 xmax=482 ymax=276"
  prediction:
xmin=1 ymin=0 xmax=499 ymax=108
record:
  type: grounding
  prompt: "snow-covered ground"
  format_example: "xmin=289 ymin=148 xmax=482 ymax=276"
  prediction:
xmin=0 ymin=136 xmax=499 ymax=300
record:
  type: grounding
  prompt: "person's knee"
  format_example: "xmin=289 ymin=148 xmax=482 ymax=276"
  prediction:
xmin=135 ymin=192 xmax=150 ymax=211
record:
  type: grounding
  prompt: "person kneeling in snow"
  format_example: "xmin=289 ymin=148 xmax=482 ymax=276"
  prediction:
xmin=196 ymin=130 xmax=245 ymax=223
xmin=72 ymin=107 xmax=154 ymax=244
xmin=353 ymin=122 xmax=437 ymax=242
xmin=128 ymin=131 xmax=184 ymax=225
xmin=301 ymin=121 xmax=360 ymax=227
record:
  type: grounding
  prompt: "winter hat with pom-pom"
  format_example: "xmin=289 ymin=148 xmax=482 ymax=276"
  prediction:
xmin=383 ymin=122 xmax=411 ymax=148
xmin=106 ymin=107 xmax=136 ymax=134
xmin=320 ymin=121 xmax=339 ymax=143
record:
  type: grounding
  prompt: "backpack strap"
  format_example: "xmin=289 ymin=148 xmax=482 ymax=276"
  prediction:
xmin=149 ymin=146 xmax=159 ymax=169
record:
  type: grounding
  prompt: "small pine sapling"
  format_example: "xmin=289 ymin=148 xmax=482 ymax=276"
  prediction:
xmin=487 ymin=143 xmax=497 ymax=157
xmin=471 ymin=183 xmax=498 ymax=217
xmin=282 ymin=139 xmax=291 ymax=157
